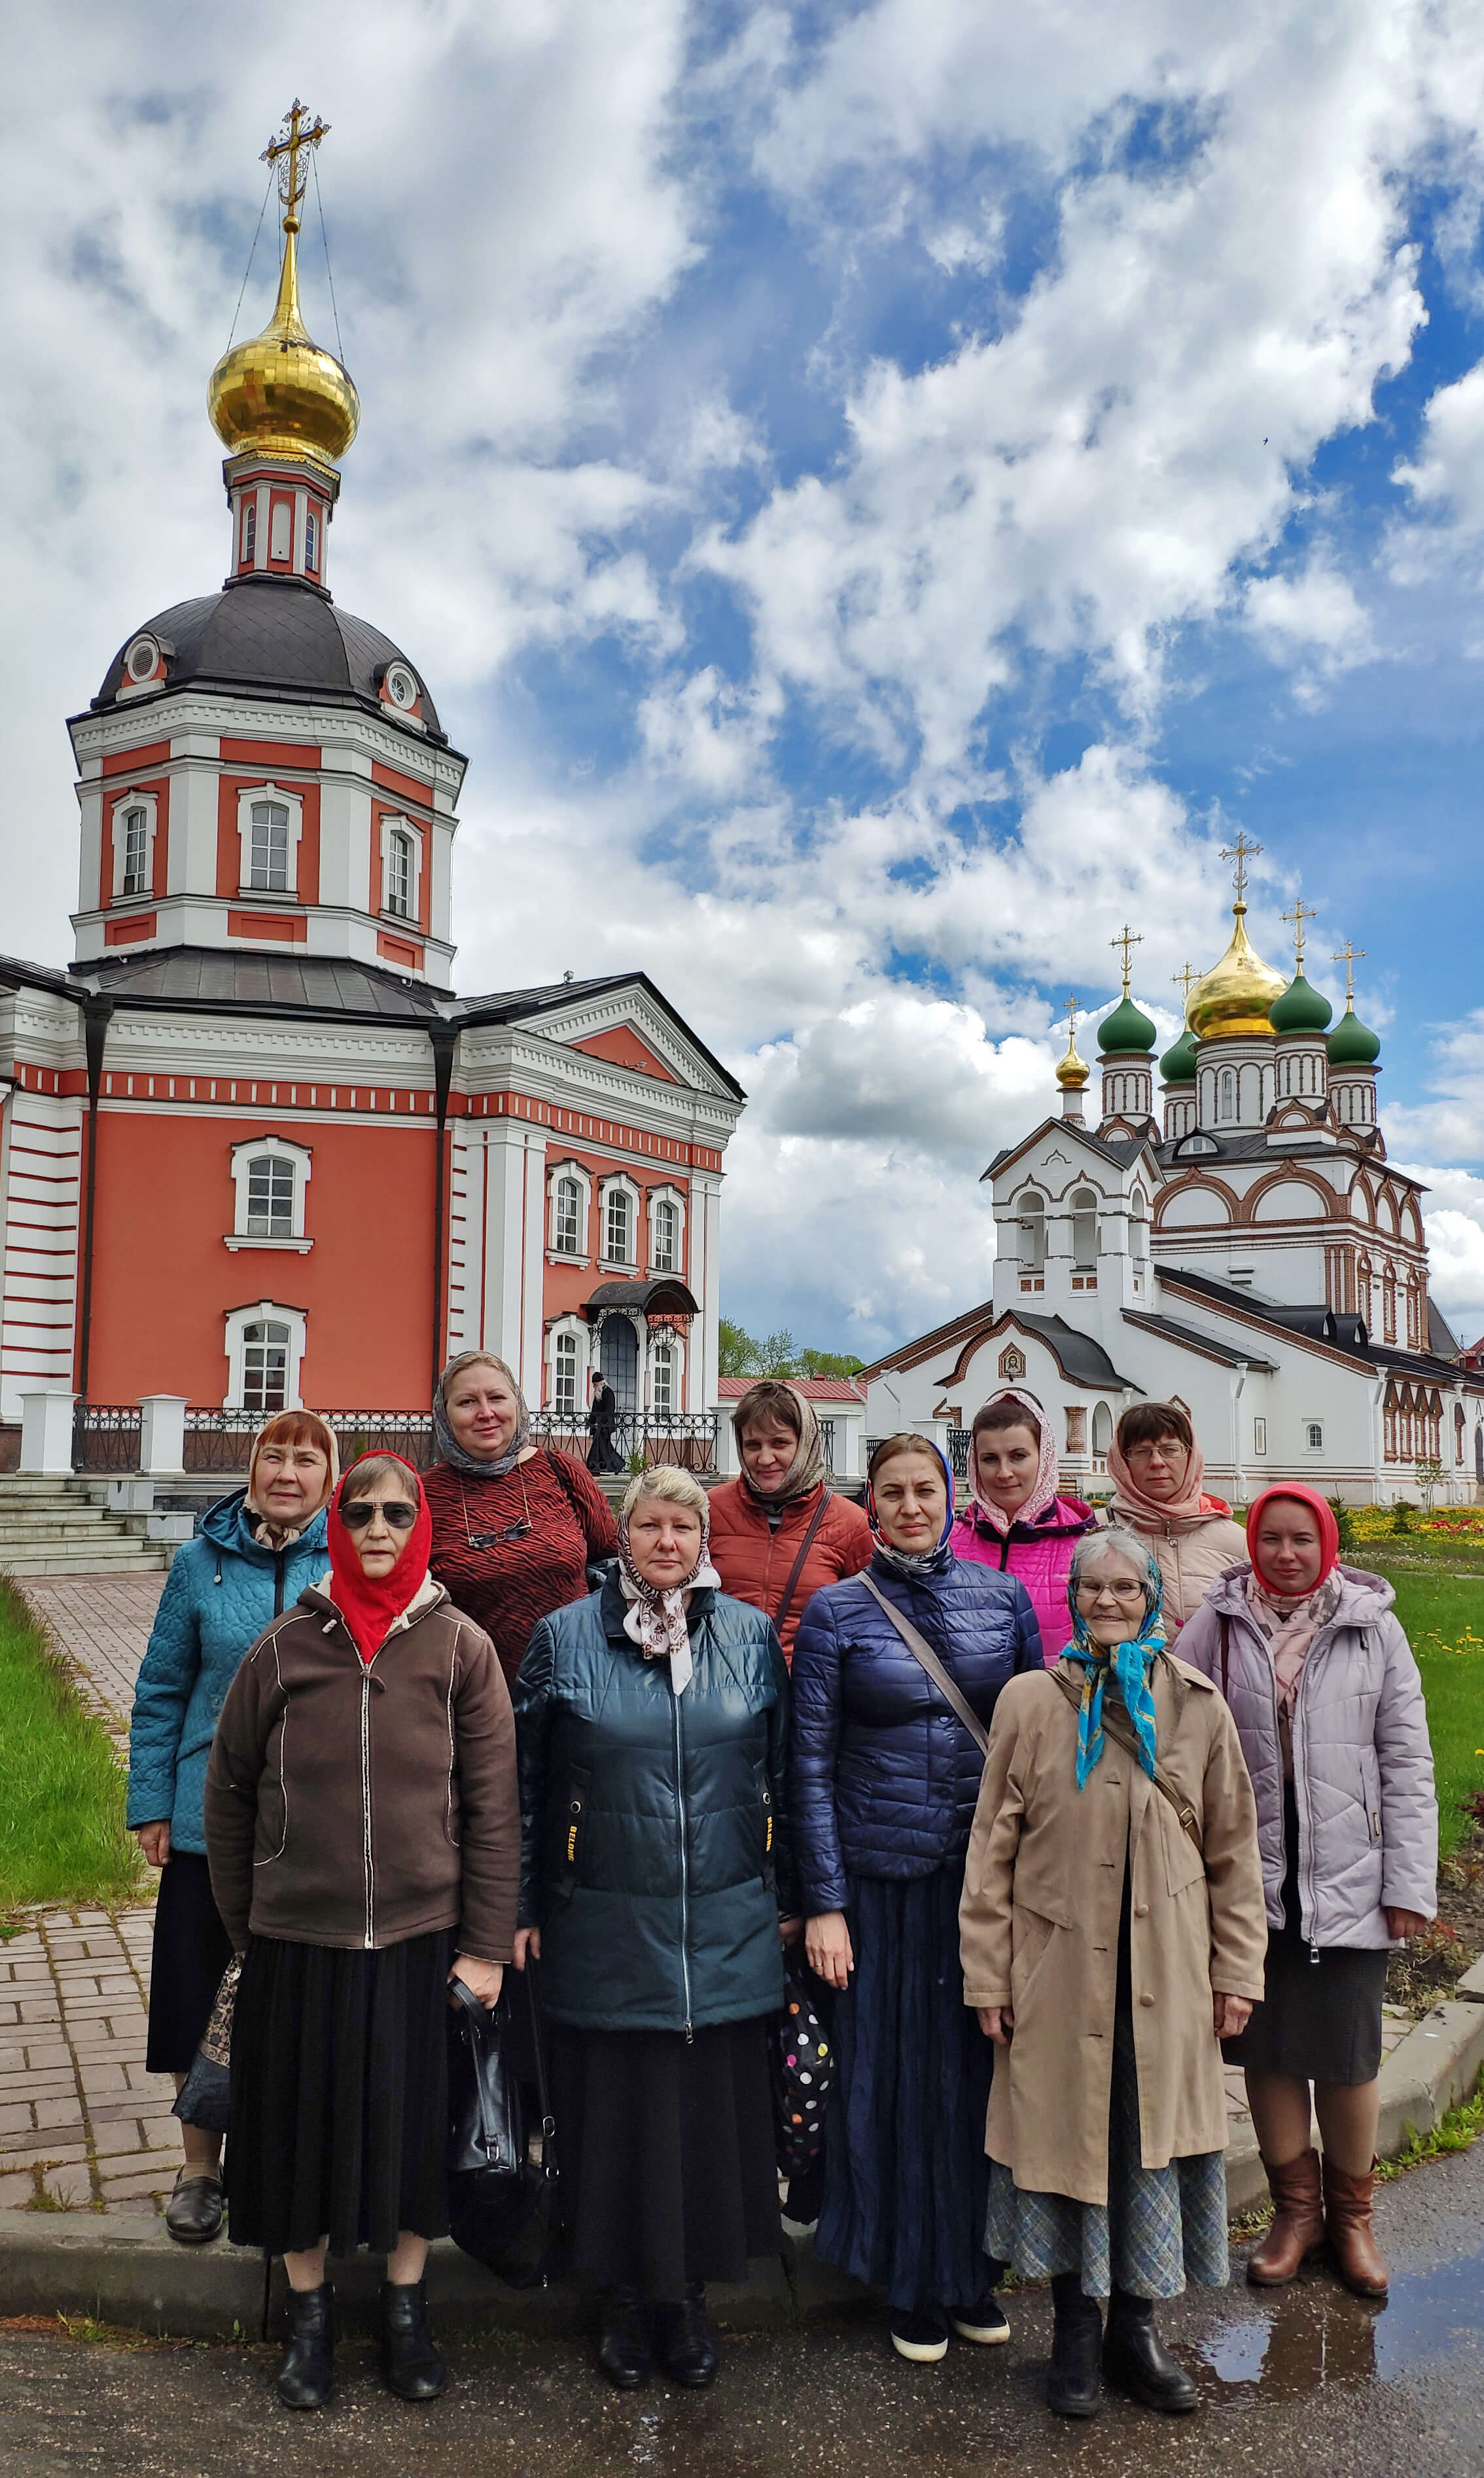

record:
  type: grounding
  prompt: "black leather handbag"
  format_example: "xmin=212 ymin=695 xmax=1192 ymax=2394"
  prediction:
xmin=446 ymin=1966 xmax=559 ymax=2280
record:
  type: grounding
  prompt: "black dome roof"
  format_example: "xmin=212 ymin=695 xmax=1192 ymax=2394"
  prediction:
xmin=93 ymin=575 xmax=444 ymax=742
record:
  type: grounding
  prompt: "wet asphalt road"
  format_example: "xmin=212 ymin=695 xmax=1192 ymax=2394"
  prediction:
xmin=1 ymin=2141 xmax=1481 ymax=2478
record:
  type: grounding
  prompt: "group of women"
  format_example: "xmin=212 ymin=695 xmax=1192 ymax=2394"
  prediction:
xmin=126 ymin=1364 xmax=1438 ymax=2421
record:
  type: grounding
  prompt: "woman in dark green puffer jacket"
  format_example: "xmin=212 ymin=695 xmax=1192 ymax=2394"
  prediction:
xmin=512 ymin=1464 xmax=795 ymax=2394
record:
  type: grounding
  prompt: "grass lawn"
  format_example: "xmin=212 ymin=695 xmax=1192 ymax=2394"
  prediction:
xmin=1350 ymin=1556 xmax=1484 ymax=1861
xmin=0 ymin=1579 xmax=141 ymax=1914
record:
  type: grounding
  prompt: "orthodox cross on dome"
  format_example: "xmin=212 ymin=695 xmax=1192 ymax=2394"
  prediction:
xmin=1219 ymin=832 xmax=1262 ymax=907
xmin=1172 ymin=961 xmax=1198 ymax=1001
xmin=1282 ymin=897 xmax=1318 ymax=970
xmin=1110 ymin=923 xmax=1143 ymax=998
xmin=261 ymin=99 xmax=330 ymax=237
xmin=1063 ymin=992 xmax=1080 ymax=1045
xmin=1332 ymin=940 xmax=1366 ymax=1003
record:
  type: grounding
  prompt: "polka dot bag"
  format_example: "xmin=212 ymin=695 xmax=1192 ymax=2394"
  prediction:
xmin=775 ymin=1952 xmax=833 ymax=2177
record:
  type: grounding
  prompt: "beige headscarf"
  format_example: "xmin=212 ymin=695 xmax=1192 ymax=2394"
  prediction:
xmin=735 ymin=1382 xmax=827 ymax=1506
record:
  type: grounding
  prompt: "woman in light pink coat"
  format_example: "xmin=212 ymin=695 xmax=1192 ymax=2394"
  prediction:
xmin=951 ymin=1390 xmax=1095 ymax=1664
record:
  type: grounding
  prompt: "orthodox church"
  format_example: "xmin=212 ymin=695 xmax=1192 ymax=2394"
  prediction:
xmin=0 ymin=109 xmax=740 ymax=1450
xmin=862 ymin=857 xmax=1483 ymax=1504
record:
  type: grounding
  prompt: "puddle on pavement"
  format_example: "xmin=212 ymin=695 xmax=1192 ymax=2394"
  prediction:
xmin=1196 ymin=2247 xmax=1484 ymax=2397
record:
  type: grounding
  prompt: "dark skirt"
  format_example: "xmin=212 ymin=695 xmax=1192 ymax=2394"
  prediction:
xmin=1224 ymin=1786 xmax=1387 ymax=2085
xmin=227 ymin=1928 xmax=454 ymax=2257
xmin=815 ymin=1865 xmax=998 ymax=2316
xmin=145 ymin=1852 xmax=234 ymax=2075
xmin=550 ymin=2017 xmax=779 ymax=2299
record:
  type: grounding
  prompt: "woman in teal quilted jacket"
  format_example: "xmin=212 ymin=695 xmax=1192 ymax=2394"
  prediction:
xmin=126 ymin=1410 xmax=336 ymax=2243
xmin=512 ymin=1463 xmax=795 ymax=2395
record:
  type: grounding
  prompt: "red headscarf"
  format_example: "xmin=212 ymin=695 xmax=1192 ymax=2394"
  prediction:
xmin=327 ymin=1454 xmax=433 ymax=1666
xmin=1245 ymin=1484 xmax=1341 ymax=1598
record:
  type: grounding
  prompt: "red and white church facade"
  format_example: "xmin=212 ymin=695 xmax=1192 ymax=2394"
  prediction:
xmin=0 ymin=113 xmax=742 ymax=1469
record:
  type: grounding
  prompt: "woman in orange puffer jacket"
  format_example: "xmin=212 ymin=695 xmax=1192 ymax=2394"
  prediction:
xmin=707 ymin=1382 xmax=872 ymax=1660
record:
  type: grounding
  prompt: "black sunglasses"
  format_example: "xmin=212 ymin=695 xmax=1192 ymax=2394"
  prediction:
xmin=465 ymin=1519 xmax=532 ymax=1549
xmin=340 ymin=1499 xmax=419 ymax=1532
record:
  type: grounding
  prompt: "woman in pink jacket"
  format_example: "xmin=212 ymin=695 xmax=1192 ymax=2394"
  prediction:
xmin=950 ymin=1390 xmax=1095 ymax=1663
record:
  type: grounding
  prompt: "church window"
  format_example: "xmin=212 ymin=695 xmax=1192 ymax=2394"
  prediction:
xmin=304 ymin=512 xmax=318 ymax=571
xmin=385 ymin=665 xmax=419 ymax=712
xmin=1129 ymin=1191 xmax=1149 ymax=1257
xmin=120 ymin=808 xmax=149 ymax=897
xmin=246 ymin=1154 xmax=295 ymax=1238
xmin=652 ymin=1340 xmax=675 ymax=1417
xmin=1017 ymin=1193 xmax=1046 ymax=1270
xmin=386 ymin=829 xmax=414 ymax=919
xmin=653 ymin=1197 xmax=678 ymax=1271
xmin=1091 ymin=1403 xmax=1112 ymax=1458
xmin=1305 ymin=1421 xmax=1324 ymax=1453
xmin=1456 ymin=1404 xmax=1466 ymax=1466
xmin=241 ymin=1320 xmax=291 ymax=1414
xmin=249 ymin=800 xmax=291 ymax=893
xmin=270 ymin=499 xmax=292 ymax=561
xmin=1218 ymin=1068 xmax=1237 ymax=1122
xmin=1070 ymin=1187 xmax=1099 ymax=1268
xmin=1383 ymin=1266 xmax=1396 ymax=1344
xmin=605 ymin=1185 xmax=634 ymax=1264
xmin=554 ymin=1176 xmax=582 ymax=1255
xmin=554 ymin=1330 xmax=578 ymax=1418
xmin=1253 ymin=1417 xmax=1267 ymax=1456
xmin=124 ymin=636 xmax=158 ymax=683
xmin=241 ymin=501 xmax=256 ymax=563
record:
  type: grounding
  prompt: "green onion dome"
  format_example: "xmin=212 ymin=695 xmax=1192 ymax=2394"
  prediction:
xmin=1097 ymin=994 xmax=1158 ymax=1055
xmin=1269 ymin=969 xmax=1333 ymax=1036
xmin=1159 ymin=1028 xmax=1198 ymax=1085
xmin=1327 ymin=1001 xmax=1381 ymax=1068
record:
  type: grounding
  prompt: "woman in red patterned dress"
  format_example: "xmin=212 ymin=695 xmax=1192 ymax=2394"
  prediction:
xmin=424 ymin=1352 xmax=618 ymax=1691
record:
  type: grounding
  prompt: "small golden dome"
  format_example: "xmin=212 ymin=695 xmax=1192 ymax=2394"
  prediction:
xmin=1186 ymin=902 xmax=1287 ymax=1041
xmin=208 ymin=222 xmax=359 ymax=467
xmin=1055 ymin=1032 xmax=1090 ymax=1090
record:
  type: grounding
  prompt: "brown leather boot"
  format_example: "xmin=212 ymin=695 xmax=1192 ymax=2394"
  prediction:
xmin=1246 ymin=2148 xmax=1324 ymax=2286
xmin=1321 ymin=2158 xmax=1389 ymax=2299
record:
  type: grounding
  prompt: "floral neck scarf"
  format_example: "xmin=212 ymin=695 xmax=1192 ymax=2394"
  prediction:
xmin=1061 ymin=1548 xmax=1165 ymax=1791
xmin=616 ymin=1505 xmax=720 ymax=1697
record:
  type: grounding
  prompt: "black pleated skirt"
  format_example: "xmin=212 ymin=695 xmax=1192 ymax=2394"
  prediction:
xmin=226 ymin=1928 xmax=454 ymax=2257
xmin=1223 ymin=1787 xmax=1387 ymax=2086
xmin=145 ymin=1852 xmax=234 ymax=2075
xmin=550 ymin=2017 xmax=779 ymax=2300
xmin=815 ymin=1864 xmax=1000 ymax=2316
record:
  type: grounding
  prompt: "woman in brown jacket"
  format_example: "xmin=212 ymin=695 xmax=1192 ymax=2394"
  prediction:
xmin=961 ymin=1527 xmax=1266 ymax=2423
xmin=205 ymin=1454 xmax=520 ymax=2415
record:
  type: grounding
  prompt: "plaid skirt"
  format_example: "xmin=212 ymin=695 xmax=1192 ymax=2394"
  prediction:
xmin=985 ymin=1994 xmax=1229 ymax=2303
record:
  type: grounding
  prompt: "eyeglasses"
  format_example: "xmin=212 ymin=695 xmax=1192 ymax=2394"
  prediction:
xmin=340 ymin=1500 xmax=419 ymax=1532
xmin=1078 ymin=1578 xmax=1147 ymax=1602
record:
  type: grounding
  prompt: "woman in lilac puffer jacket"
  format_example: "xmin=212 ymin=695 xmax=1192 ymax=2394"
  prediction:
xmin=950 ymin=1389 xmax=1095 ymax=1663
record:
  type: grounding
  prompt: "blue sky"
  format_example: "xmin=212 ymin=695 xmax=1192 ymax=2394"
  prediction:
xmin=7 ymin=2 xmax=1484 ymax=1354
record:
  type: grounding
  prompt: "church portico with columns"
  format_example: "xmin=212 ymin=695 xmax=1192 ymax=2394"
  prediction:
xmin=863 ymin=846 xmax=1484 ymax=1504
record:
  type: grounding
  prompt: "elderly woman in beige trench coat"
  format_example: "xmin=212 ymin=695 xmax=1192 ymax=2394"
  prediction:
xmin=960 ymin=1526 xmax=1266 ymax=2424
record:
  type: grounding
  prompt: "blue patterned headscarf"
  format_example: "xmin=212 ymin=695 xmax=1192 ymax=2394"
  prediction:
xmin=1063 ymin=1528 xmax=1165 ymax=1791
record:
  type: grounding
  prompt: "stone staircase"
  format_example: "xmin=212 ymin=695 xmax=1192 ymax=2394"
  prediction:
xmin=0 ymin=1477 xmax=175 ymax=1578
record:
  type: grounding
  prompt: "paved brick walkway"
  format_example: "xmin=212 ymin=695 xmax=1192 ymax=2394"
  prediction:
xmin=0 ymin=1572 xmax=1413 ymax=2220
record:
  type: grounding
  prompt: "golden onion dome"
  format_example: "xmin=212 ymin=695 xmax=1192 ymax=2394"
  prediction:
xmin=1186 ymin=902 xmax=1287 ymax=1041
xmin=208 ymin=220 xmax=359 ymax=468
xmin=1055 ymin=1030 xmax=1090 ymax=1090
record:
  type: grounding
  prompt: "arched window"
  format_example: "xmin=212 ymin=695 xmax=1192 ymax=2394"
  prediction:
xmin=1456 ymin=1403 xmax=1466 ymax=1467
xmin=241 ymin=501 xmax=256 ymax=562
xmin=241 ymin=1320 xmax=291 ymax=1414
xmin=304 ymin=512 xmax=318 ymax=573
xmin=1070 ymin=1187 xmax=1099 ymax=1269
xmin=554 ymin=1177 xmax=581 ymax=1255
xmin=1383 ymin=1265 xmax=1397 ymax=1344
xmin=1129 ymin=1190 xmax=1149 ymax=1257
xmin=554 ymin=1330 xmax=578 ymax=1417
xmin=1218 ymin=1067 xmax=1237 ymax=1122
xmin=1305 ymin=1420 xmax=1324 ymax=1454
xmin=605 ymin=1185 xmax=633 ymax=1265
xmin=120 ymin=807 xmax=149 ymax=897
xmin=246 ymin=1153 xmax=296 ymax=1239
xmin=249 ymin=800 xmax=291 ymax=893
xmin=653 ymin=1198 xmax=678 ymax=1271
xmin=652 ymin=1340 xmax=675 ymax=1417
xmin=1091 ymin=1403 xmax=1112 ymax=1458
xmin=386 ymin=829 xmax=414 ymax=920
xmin=1017 ymin=1193 xmax=1046 ymax=1270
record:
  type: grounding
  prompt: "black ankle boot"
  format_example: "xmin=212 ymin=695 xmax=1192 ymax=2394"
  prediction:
xmin=1103 ymin=2290 xmax=1198 ymax=2415
xmin=597 ymin=2288 xmax=650 ymax=2390
xmin=276 ymin=2282 xmax=334 ymax=2411
xmin=1047 ymin=2273 xmax=1102 ymax=2418
xmin=654 ymin=2282 xmax=718 ymax=2388
xmin=379 ymin=2277 xmax=446 ymax=2401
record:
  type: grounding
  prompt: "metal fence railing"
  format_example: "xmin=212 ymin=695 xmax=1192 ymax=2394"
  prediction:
xmin=69 ymin=1404 xmax=716 ymax=1479
xmin=71 ymin=1405 xmax=143 ymax=1473
xmin=530 ymin=1409 xmax=718 ymax=1473
xmin=181 ymin=1410 xmax=438 ymax=1474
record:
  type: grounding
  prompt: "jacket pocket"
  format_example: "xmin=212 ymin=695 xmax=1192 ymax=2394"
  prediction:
xmin=554 ymin=1767 xmax=591 ymax=1901
xmin=1008 ymin=1901 xmax=1059 ymax=2011
xmin=1360 ymin=1746 xmax=1383 ymax=1844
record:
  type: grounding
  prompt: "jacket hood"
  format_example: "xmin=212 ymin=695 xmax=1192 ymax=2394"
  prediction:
xmin=198 ymin=1487 xmax=331 ymax=1564
xmin=298 ymin=1573 xmax=448 ymax=1634
xmin=1204 ymin=1558 xmax=1395 ymax=1625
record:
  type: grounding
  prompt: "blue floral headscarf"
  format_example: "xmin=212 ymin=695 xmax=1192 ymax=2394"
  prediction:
xmin=1062 ymin=1528 xmax=1165 ymax=1791
xmin=866 ymin=1437 xmax=957 ymax=1581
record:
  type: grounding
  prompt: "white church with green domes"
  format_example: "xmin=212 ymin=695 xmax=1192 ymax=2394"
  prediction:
xmin=862 ymin=874 xmax=1483 ymax=1507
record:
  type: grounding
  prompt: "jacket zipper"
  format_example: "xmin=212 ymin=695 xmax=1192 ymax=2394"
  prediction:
xmin=672 ymin=1687 xmax=694 ymax=2043
xmin=1290 ymin=1621 xmax=1336 ymax=1968
xmin=361 ymin=1658 xmax=376 ymax=1950
xmin=274 ymin=1547 xmax=287 ymax=1619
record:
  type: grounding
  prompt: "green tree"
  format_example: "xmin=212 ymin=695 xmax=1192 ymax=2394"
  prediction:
xmin=718 ymin=1318 xmax=761 ymax=1376
xmin=798 ymin=1348 xmax=867 ymax=1378
xmin=759 ymin=1329 xmax=798 ymax=1375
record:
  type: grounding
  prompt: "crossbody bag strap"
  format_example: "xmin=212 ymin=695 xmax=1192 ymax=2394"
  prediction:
xmin=1219 ymin=1613 xmax=1230 ymax=1703
xmin=1048 ymin=1662 xmax=1203 ymax=1850
xmin=858 ymin=1570 xmax=989 ymax=1756
xmin=772 ymin=1488 xmax=833 ymax=1637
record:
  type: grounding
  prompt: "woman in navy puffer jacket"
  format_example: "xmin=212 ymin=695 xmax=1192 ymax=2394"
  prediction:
xmin=792 ymin=1433 xmax=1040 ymax=2365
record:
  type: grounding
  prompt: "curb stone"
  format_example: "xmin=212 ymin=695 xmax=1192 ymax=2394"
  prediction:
xmin=0 ymin=2002 xmax=1478 ymax=2341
